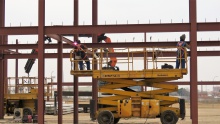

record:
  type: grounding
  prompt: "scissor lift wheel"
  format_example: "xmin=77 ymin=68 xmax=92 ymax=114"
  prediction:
xmin=114 ymin=118 xmax=120 ymax=124
xmin=97 ymin=110 xmax=114 ymax=124
xmin=160 ymin=110 xmax=178 ymax=124
xmin=23 ymin=107 xmax=33 ymax=116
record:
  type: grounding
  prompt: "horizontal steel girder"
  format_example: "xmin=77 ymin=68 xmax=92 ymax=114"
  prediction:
xmin=1 ymin=41 xmax=220 ymax=50
xmin=3 ymin=51 xmax=220 ymax=59
xmin=0 ymin=23 xmax=220 ymax=35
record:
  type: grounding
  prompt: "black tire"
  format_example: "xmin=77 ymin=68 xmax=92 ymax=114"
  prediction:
xmin=160 ymin=110 xmax=178 ymax=124
xmin=97 ymin=110 xmax=114 ymax=124
xmin=114 ymin=118 xmax=120 ymax=124
xmin=23 ymin=107 xmax=33 ymax=116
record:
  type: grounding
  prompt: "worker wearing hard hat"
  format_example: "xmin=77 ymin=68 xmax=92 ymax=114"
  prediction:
xmin=73 ymin=40 xmax=91 ymax=70
xmin=175 ymin=34 xmax=190 ymax=69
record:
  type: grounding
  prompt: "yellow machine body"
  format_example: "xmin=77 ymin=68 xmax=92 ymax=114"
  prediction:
xmin=4 ymin=89 xmax=39 ymax=115
xmin=141 ymin=99 xmax=160 ymax=118
xmin=4 ymin=77 xmax=52 ymax=114
xmin=117 ymin=99 xmax=132 ymax=117
xmin=118 ymin=97 xmax=161 ymax=118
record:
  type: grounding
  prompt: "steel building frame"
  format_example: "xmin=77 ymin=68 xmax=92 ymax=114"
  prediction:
xmin=0 ymin=0 xmax=220 ymax=124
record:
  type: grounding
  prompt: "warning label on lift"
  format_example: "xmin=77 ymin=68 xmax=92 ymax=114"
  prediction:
xmin=157 ymin=74 xmax=168 ymax=77
xmin=102 ymin=74 xmax=120 ymax=78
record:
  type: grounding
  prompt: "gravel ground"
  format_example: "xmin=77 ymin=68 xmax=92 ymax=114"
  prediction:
xmin=1 ymin=103 xmax=220 ymax=124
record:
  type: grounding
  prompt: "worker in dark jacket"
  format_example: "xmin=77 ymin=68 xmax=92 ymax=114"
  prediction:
xmin=175 ymin=34 xmax=190 ymax=69
xmin=73 ymin=40 xmax=90 ymax=70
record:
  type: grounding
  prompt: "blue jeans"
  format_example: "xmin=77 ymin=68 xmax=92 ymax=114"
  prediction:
xmin=176 ymin=57 xmax=185 ymax=69
xmin=79 ymin=60 xmax=90 ymax=70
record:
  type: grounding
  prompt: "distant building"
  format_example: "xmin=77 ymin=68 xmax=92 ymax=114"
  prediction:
xmin=213 ymin=86 xmax=220 ymax=92
xmin=198 ymin=91 xmax=208 ymax=98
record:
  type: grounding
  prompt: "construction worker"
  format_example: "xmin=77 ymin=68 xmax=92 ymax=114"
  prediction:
xmin=97 ymin=33 xmax=117 ymax=68
xmin=73 ymin=40 xmax=91 ymax=70
xmin=175 ymin=34 xmax=190 ymax=69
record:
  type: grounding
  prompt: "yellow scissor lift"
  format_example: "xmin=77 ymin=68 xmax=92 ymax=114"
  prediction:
xmin=70 ymin=47 xmax=188 ymax=124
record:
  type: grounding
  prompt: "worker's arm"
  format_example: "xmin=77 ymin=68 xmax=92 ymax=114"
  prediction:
xmin=185 ymin=43 xmax=190 ymax=49
xmin=97 ymin=33 xmax=118 ymax=67
xmin=80 ymin=44 xmax=93 ymax=55
xmin=103 ymin=37 xmax=117 ymax=67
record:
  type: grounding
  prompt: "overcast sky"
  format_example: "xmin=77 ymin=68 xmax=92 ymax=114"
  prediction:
xmin=4 ymin=0 xmax=220 ymax=91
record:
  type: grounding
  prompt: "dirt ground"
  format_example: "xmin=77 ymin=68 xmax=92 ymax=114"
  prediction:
xmin=1 ymin=103 xmax=220 ymax=124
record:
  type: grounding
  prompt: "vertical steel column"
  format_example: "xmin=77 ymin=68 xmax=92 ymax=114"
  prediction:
xmin=57 ymin=36 xmax=63 ymax=124
xmin=0 ymin=0 xmax=5 ymax=119
xmin=4 ymin=44 xmax=7 ymax=94
xmin=92 ymin=0 xmax=98 ymax=119
xmin=3 ymin=34 xmax=7 ymax=94
xmin=38 ymin=0 xmax=45 ymax=123
xmin=189 ymin=0 xmax=198 ymax=124
xmin=0 ymin=47 xmax=3 ymax=119
xmin=73 ymin=0 xmax=79 ymax=123
xmin=73 ymin=53 xmax=79 ymax=124
xmin=92 ymin=0 xmax=98 ymax=25
xmin=15 ymin=39 xmax=18 ymax=93
xmin=144 ymin=32 xmax=146 ymax=42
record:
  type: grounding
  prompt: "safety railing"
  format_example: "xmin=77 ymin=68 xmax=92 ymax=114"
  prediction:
xmin=70 ymin=46 xmax=188 ymax=72
xmin=6 ymin=76 xmax=53 ymax=96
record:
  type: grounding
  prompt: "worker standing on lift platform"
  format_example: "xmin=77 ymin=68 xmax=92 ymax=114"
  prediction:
xmin=97 ymin=33 xmax=118 ymax=70
xmin=176 ymin=34 xmax=190 ymax=69
xmin=73 ymin=40 xmax=91 ymax=70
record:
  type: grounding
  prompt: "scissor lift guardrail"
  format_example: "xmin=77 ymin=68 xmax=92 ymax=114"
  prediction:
xmin=70 ymin=47 xmax=188 ymax=76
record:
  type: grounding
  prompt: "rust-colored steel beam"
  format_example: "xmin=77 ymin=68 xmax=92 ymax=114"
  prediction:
xmin=74 ymin=0 xmax=79 ymax=27
xmin=189 ymin=0 xmax=198 ymax=123
xmin=57 ymin=36 xmax=63 ymax=124
xmin=0 ymin=0 xmax=5 ymax=119
xmin=0 ymin=23 xmax=220 ymax=35
xmin=92 ymin=0 xmax=98 ymax=120
xmin=92 ymin=0 xmax=98 ymax=26
xmin=198 ymin=51 xmax=220 ymax=56
xmin=1 ymin=41 xmax=220 ymax=50
xmin=73 ymin=67 xmax=79 ymax=123
xmin=74 ymin=0 xmax=79 ymax=123
xmin=15 ymin=40 xmax=18 ymax=93
xmin=46 ymin=34 xmax=74 ymax=46
xmin=0 ymin=23 xmax=188 ymax=34
xmin=197 ymin=22 xmax=220 ymax=31
xmin=38 ymin=0 xmax=45 ymax=123
xmin=0 ymin=27 xmax=38 ymax=35
xmin=0 ymin=52 xmax=3 ymax=119
xmin=3 ymin=51 xmax=220 ymax=59
xmin=0 ymin=45 xmax=3 ymax=119
xmin=3 ymin=45 xmax=8 ymax=94
xmin=3 ymin=37 xmax=8 ymax=95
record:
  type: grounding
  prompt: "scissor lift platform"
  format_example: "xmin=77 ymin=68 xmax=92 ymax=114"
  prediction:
xmin=70 ymin=68 xmax=187 ymax=78
xmin=70 ymin=47 xmax=188 ymax=124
